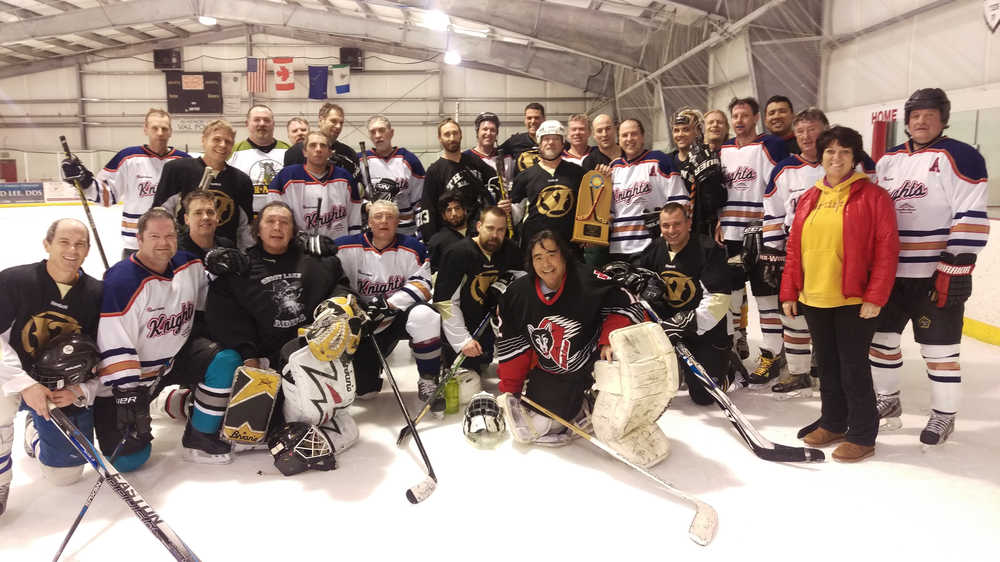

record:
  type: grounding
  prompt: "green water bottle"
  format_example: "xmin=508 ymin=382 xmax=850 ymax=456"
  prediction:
xmin=444 ymin=376 xmax=459 ymax=414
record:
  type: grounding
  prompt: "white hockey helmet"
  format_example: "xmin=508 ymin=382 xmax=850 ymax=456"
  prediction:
xmin=463 ymin=392 xmax=507 ymax=448
xmin=536 ymin=120 xmax=566 ymax=140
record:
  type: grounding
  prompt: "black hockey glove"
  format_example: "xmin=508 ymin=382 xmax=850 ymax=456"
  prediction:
xmin=370 ymin=178 xmax=401 ymax=202
xmin=688 ymin=143 xmax=722 ymax=187
xmin=362 ymin=296 xmax=396 ymax=335
xmin=485 ymin=270 xmax=525 ymax=310
xmin=204 ymin=247 xmax=249 ymax=277
xmin=741 ymin=220 xmax=764 ymax=273
xmin=637 ymin=268 xmax=667 ymax=303
xmin=660 ymin=310 xmax=697 ymax=344
xmin=930 ymin=252 xmax=975 ymax=308
xmin=296 ymin=232 xmax=338 ymax=257
xmin=112 ymin=385 xmax=153 ymax=451
xmin=642 ymin=207 xmax=662 ymax=237
xmin=60 ymin=157 xmax=94 ymax=187
xmin=601 ymin=261 xmax=633 ymax=287
xmin=758 ymin=246 xmax=786 ymax=290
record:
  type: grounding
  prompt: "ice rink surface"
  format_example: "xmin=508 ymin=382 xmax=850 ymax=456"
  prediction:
xmin=1 ymin=204 xmax=998 ymax=561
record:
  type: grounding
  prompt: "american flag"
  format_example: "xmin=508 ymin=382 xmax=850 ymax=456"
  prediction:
xmin=246 ymin=57 xmax=266 ymax=93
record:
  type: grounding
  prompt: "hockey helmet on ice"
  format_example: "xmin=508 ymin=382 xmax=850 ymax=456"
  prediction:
xmin=268 ymin=422 xmax=337 ymax=476
xmin=33 ymin=332 xmax=99 ymax=390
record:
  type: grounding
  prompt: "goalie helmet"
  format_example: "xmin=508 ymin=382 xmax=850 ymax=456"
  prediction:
xmin=268 ymin=422 xmax=337 ymax=476
xmin=673 ymin=107 xmax=705 ymax=140
xmin=308 ymin=294 xmax=366 ymax=361
xmin=463 ymin=392 xmax=506 ymax=448
xmin=34 ymin=332 xmax=99 ymax=390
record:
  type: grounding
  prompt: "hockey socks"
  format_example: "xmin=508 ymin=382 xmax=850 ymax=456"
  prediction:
xmin=191 ymin=349 xmax=242 ymax=434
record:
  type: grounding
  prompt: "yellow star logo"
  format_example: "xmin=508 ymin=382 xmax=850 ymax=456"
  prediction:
xmin=230 ymin=368 xmax=280 ymax=404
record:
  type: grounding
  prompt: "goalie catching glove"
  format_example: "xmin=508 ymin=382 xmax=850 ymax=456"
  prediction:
xmin=307 ymin=294 xmax=366 ymax=361
xmin=930 ymin=252 xmax=975 ymax=308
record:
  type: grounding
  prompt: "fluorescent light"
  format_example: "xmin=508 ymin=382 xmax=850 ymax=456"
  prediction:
xmin=198 ymin=16 xmax=217 ymax=26
xmin=443 ymin=49 xmax=461 ymax=65
xmin=424 ymin=10 xmax=450 ymax=31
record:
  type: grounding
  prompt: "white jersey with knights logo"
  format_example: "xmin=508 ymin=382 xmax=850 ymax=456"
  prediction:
xmin=267 ymin=164 xmax=362 ymax=240
xmin=719 ymin=134 xmax=788 ymax=242
xmin=94 ymin=146 xmax=190 ymax=250
xmin=228 ymin=142 xmax=287 ymax=213
xmin=97 ymin=252 xmax=207 ymax=389
xmin=877 ymin=137 xmax=989 ymax=278
xmin=333 ymin=233 xmax=432 ymax=310
xmin=608 ymin=149 xmax=687 ymax=255
xmin=360 ymin=148 xmax=426 ymax=236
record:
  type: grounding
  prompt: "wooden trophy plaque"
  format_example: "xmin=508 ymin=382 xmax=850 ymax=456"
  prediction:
xmin=571 ymin=170 xmax=612 ymax=246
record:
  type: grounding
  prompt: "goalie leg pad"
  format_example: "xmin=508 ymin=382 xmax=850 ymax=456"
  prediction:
xmin=282 ymin=342 xmax=357 ymax=426
xmin=222 ymin=365 xmax=281 ymax=445
xmin=499 ymin=392 xmax=579 ymax=447
xmin=319 ymin=409 xmax=359 ymax=453
xmin=592 ymin=322 xmax=677 ymax=468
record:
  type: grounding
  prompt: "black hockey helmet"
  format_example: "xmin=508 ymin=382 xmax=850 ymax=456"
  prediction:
xmin=904 ymin=88 xmax=950 ymax=126
xmin=474 ymin=112 xmax=500 ymax=133
xmin=268 ymin=422 xmax=337 ymax=476
xmin=34 ymin=332 xmax=99 ymax=390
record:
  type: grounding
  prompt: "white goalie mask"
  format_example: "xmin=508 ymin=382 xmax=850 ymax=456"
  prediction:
xmin=463 ymin=392 xmax=507 ymax=449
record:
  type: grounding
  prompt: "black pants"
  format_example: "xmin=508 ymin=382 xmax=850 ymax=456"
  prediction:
xmin=679 ymin=325 xmax=730 ymax=406
xmin=800 ymin=303 xmax=879 ymax=446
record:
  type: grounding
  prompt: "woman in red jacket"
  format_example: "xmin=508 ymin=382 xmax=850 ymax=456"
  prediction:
xmin=780 ymin=126 xmax=899 ymax=462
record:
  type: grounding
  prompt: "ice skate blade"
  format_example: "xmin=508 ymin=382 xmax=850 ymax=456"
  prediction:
xmin=772 ymin=388 xmax=812 ymax=401
xmin=879 ymin=417 xmax=902 ymax=431
xmin=182 ymin=448 xmax=233 ymax=465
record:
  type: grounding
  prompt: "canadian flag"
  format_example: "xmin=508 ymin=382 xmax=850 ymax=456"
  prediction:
xmin=273 ymin=57 xmax=294 ymax=91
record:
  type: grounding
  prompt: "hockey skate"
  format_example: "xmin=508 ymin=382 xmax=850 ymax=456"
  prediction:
xmin=875 ymin=391 xmax=902 ymax=431
xmin=746 ymin=349 xmax=787 ymax=385
xmin=182 ymin=424 xmax=233 ymax=465
xmin=0 ymin=482 xmax=8 ymax=517
xmin=771 ymin=371 xmax=811 ymax=400
xmin=417 ymin=377 xmax=444 ymax=419
xmin=23 ymin=414 xmax=38 ymax=458
xmin=920 ymin=410 xmax=955 ymax=447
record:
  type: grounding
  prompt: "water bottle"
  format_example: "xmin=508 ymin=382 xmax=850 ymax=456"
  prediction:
xmin=444 ymin=376 xmax=459 ymax=414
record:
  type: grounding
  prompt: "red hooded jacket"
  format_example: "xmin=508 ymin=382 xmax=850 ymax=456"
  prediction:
xmin=780 ymin=176 xmax=899 ymax=307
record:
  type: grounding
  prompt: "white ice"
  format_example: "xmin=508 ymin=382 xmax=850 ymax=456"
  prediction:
xmin=1 ymin=204 xmax=998 ymax=561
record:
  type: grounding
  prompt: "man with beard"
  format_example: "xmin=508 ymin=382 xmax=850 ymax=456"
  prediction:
xmin=286 ymin=117 xmax=309 ymax=146
xmin=433 ymin=207 xmax=520 ymax=376
xmin=510 ymin=120 xmax=585 ymax=254
xmin=562 ymin=114 xmax=595 ymax=165
xmin=360 ymin=115 xmax=426 ymax=237
xmin=581 ymin=114 xmax=621 ymax=172
xmin=154 ymin=119 xmax=254 ymax=249
xmin=495 ymin=230 xmax=645 ymax=445
xmin=177 ymin=190 xmax=234 ymax=259
xmin=268 ymin=130 xmax=362 ymax=240
xmin=764 ymin=95 xmax=799 ymax=155
xmin=285 ymin=103 xmax=358 ymax=177
xmin=0 ymin=219 xmax=103 ymax=514
xmin=499 ymin=102 xmax=545 ymax=179
xmin=228 ymin=105 xmax=289 ymax=214
xmin=419 ymin=118 xmax=496 ymax=242
xmin=427 ymin=192 xmax=470 ymax=274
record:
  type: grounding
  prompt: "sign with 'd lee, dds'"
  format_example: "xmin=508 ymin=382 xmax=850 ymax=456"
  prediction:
xmin=0 ymin=182 xmax=45 ymax=205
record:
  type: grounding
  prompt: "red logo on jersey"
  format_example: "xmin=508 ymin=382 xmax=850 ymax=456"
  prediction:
xmin=138 ymin=181 xmax=157 ymax=197
xmin=527 ymin=316 xmax=582 ymax=370
xmin=613 ymin=181 xmax=652 ymax=204
xmin=358 ymin=275 xmax=404 ymax=297
xmin=724 ymin=166 xmax=757 ymax=190
xmin=929 ymin=157 xmax=940 ymax=173
xmin=889 ymin=180 xmax=927 ymax=202
xmin=146 ymin=301 xmax=195 ymax=338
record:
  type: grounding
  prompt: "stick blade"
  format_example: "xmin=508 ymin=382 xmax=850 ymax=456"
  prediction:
xmin=688 ymin=501 xmax=719 ymax=546
xmin=405 ymin=477 xmax=436 ymax=504
xmin=395 ymin=425 xmax=412 ymax=446
xmin=753 ymin=442 xmax=826 ymax=463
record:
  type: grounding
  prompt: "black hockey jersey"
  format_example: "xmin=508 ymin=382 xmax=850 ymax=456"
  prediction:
xmin=206 ymin=245 xmax=344 ymax=364
xmin=510 ymin=160 xmax=585 ymax=248
xmin=637 ymin=237 xmax=730 ymax=336
xmin=284 ymin=139 xmax=358 ymax=176
xmin=427 ymin=226 xmax=468 ymax=273
xmin=499 ymin=132 xmax=539 ymax=177
xmin=419 ymin=153 xmax=497 ymax=241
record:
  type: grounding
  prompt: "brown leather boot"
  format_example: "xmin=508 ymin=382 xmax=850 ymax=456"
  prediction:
xmin=801 ymin=427 xmax=845 ymax=446
xmin=832 ymin=442 xmax=875 ymax=462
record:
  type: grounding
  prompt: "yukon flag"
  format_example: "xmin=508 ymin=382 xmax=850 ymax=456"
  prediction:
xmin=273 ymin=57 xmax=294 ymax=91
xmin=332 ymin=64 xmax=350 ymax=94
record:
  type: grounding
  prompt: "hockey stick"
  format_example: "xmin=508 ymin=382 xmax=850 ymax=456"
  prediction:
xmin=47 ymin=405 xmax=200 ymax=561
xmin=519 ymin=395 xmax=717 ymax=546
xmin=58 ymin=136 xmax=109 ymax=269
xmin=53 ymin=368 xmax=169 ymax=561
xmin=672 ymin=342 xmax=824 ymax=463
xmin=395 ymin=314 xmax=492 ymax=446
xmin=370 ymin=335 xmax=437 ymax=504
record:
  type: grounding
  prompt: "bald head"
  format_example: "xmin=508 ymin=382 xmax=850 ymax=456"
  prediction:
xmin=45 ymin=218 xmax=90 ymax=245
xmin=592 ymin=114 xmax=618 ymax=151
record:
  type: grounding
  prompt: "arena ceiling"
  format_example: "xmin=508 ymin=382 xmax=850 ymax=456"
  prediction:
xmin=0 ymin=0 xmax=822 ymax=99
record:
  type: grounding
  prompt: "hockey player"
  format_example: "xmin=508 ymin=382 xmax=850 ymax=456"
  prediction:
xmin=419 ymin=118 xmax=497 ymax=242
xmin=869 ymin=88 xmax=989 ymax=446
xmin=637 ymin=204 xmax=733 ymax=404
xmin=464 ymin=111 xmax=514 ymax=187
xmin=764 ymin=95 xmax=799 ymax=154
xmin=153 ymin=119 xmax=255 ymax=249
xmin=0 ymin=219 xmax=103 ymax=514
xmin=668 ymin=108 xmax=726 ymax=247
xmin=61 ymin=108 xmax=189 ymax=259
xmin=360 ymin=115 xmax=427 ymax=237
xmin=287 ymin=117 xmax=309 ymax=146
xmin=562 ymin=114 xmax=595 ymax=165
xmin=94 ymin=208 xmax=242 ymax=468
xmin=267 ymin=130 xmax=362 ymax=240
xmin=496 ymin=229 xmax=645 ymax=445
xmin=427 ymin=191 xmax=470 ymax=274
xmin=433 ymin=207 xmax=521 ymax=375
xmin=334 ymin=200 xmax=442 ymax=404
xmin=499 ymin=102 xmax=545 ymax=178
xmin=177 ymin=190 xmax=234 ymax=259
xmin=510 ymin=120 xmax=586 ymax=254
xmin=229 ymin=105 xmax=290 ymax=214
xmin=580 ymin=114 xmax=621 ymax=172
xmin=597 ymin=118 xmax=688 ymax=261
xmin=285 ymin=103 xmax=358 ymax=176
xmin=704 ymin=110 xmax=729 ymax=153
xmin=716 ymin=97 xmax=789 ymax=381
